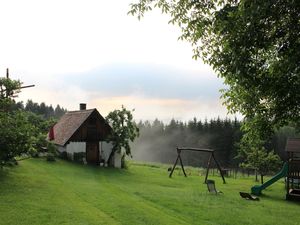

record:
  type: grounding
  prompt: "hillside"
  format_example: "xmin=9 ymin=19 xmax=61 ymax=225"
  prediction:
xmin=0 ymin=159 xmax=298 ymax=225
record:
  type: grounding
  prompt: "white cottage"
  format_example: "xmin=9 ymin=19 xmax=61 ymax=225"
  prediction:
xmin=50 ymin=104 xmax=121 ymax=168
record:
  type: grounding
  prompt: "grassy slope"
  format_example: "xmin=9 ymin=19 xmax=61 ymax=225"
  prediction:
xmin=0 ymin=159 xmax=299 ymax=225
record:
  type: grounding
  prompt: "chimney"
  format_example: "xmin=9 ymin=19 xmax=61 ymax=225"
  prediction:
xmin=80 ymin=103 xmax=86 ymax=110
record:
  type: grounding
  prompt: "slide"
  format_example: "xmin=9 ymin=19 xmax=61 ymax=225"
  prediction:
xmin=251 ymin=162 xmax=288 ymax=196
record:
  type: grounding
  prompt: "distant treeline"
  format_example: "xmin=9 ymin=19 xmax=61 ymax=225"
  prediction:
xmin=13 ymin=100 xmax=67 ymax=119
xmin=131 ymin=118 xmax=299 ymax=168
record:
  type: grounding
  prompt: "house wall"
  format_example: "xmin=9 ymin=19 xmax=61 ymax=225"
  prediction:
xmin=57 ymin=141 xmax=120 ymax=167
xmin=100 ymin=142 xmax=122 ymax=168
xmin=69 ymin=111 xmax=111 ymax=143
xmin=66 ymin=142 xmax=86 ymax=160
xmin=114 ymin=152 xmax=122 ymax=168
xmin=101 ymin=142 xmax=113 ymax=164
xmin=66 ymin=142 xmax=86 ymax=154
xmin=57 ymin=145 xmax=66 ymax=153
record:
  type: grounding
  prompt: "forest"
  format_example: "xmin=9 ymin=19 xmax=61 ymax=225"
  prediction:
xmin=131 ymin=118 xmax=299 ymax=169
xmin=13 ymin=99 xmax=67 ymax=119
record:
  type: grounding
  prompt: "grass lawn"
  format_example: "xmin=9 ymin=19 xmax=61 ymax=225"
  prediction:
xmin=0 ymin=158 xmax=299 ymax=225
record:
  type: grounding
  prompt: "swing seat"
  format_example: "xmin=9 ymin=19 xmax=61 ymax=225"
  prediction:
xmin=239 ymin=192 xmax=259 ymax=201
xmin=206 ymin=180 xmax=223 ymax=194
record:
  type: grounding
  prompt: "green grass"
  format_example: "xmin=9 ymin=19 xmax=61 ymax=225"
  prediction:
xmin=0 ymin=159 xmax=299 ymax=225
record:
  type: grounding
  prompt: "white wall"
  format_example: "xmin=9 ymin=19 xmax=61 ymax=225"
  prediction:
xmin=100 ymin=142 xmax=122 ymax=168
xmin=66 ymin=142 xmax=86 ymax=160
xmin=114 ymin=152 xmax=122 ymax=168
xmin=57 ymin=145 xmax=66 ymax=153
xmin=101 ymin=141 xmax=113 ymax=163
xmin=57 ymin=141 xmax=121 ymax=167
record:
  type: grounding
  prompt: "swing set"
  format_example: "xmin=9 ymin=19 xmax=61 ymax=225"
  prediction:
xmin=169 ymin=147 xmax=226 ymax=184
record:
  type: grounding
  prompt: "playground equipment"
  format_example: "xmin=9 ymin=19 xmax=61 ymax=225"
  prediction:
xmin=169 ymin=147 xmax=226 ymax=184
xmin=251 ymin=162 xmax=288 ymax=195
xmin=251 ymin=138 xmax=300 ymax=200
xmin=206 ymin=179 xmax=223 ymax=194
xmin=285 ymin=138 xmax=300 ymax=201
xmin=239 ymin=192 xmax=259 ymax=201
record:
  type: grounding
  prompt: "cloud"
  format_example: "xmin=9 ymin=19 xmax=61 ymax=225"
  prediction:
xmin=1 ymin=1 xmax=237 ymax=121
xmin=15 ymin=62 xmax=235 ymax=121
xmin=61 ymin=63 xmax=225 ymax=99
xmin=89 ymin=95 xmax=235 ymax=122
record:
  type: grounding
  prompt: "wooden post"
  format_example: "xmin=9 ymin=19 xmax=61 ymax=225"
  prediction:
xmin=169 ymin=148 xmax=187 ymax=178
xmin=169 ymin=147 xmax=226 ymax=184
xmin=212 ymin=153 xmax=226 ymax=184
xmin=204 ymin=153 xmax=213 ymax=183
xmin=169 ymin=154 xmax=179 ymax=178
xmin=178 ymin=150 xmax=187 ymax=177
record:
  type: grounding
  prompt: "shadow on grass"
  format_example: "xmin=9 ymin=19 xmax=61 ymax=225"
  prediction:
xmin=0 ymin=168 xmax=9 ymax=181
xmin=261 ymin=193 xmax=300 ymax=205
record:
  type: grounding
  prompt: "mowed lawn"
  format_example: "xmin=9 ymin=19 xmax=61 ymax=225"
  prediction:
xmin=0 ymin=159 xmax=299 ymax=225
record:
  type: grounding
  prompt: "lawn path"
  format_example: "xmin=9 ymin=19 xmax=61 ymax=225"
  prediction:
xmin=1 ymin=159 xmax=300 ymax=225
xmin=33 ymin=159 xmax=190 ymax=225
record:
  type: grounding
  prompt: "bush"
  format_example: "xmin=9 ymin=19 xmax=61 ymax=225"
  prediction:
xmin=46 ymin=153 xmax=56 ymax=162
xmin=73 ymin=152 xmax=86 ymax=163
xmin=46 ymin=142 xmax=57 ymax=162
xmin=60 ymin=151 xmax=68 ymax=160
xmin=5 ymin=159 xmax=19 ymax=166
xmin=122 ymin=156 xmax=130 ymax=169
xmin=47 ymin=142 xmax=57 ymax=155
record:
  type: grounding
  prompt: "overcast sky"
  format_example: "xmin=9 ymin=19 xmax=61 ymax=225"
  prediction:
xmin=0 ymin=0 xmax=238 ymax=122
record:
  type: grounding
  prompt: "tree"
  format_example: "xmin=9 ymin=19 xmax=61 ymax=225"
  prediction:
xmin=0 ymin=77 xmax=21 ymax=111
xmin=239 ymin=145 xmax=281 ymax=184
xmin=0 ymin=78 xmax=35 ymax=167
xmin=0 ymin=111 xmax=36 ymax=166
xmin=105 ymin=106 xmax=139 ymax=167
xmin=129 ymin=0 xmax=300 ymax=163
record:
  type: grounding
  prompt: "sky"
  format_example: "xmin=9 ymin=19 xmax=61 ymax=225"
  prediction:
xmin=0 ymin=0 xmax=238 ymax=122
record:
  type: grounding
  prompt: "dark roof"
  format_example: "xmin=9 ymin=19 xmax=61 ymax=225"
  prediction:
xmin=285 ymin=138 xmax=300 ymax=153
xmin=51 ymin=108 xmax=102 ymax=146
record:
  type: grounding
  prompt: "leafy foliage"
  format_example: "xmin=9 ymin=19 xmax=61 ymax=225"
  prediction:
xmin=129 ymin=0 xmax=300 ymax=167
xmin=0 ymin=111 xmax=36 ymax=166
xmin=239 ymin=144 xmax=281 ymax=183
xmin=129 ymin=1 xmax=300 ymax=129
xmin=0 ymin=77 xmax=21 ymax=98
xmin=0 ymin=77 xmax=58 ymax=167
xmin=0 ymin=77 xmax=21 ymax=111
xmin=105 ymin=106 xmax=139 ymax=166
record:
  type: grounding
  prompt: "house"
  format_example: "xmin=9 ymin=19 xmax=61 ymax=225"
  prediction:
xmin=49 ymin=103 xmax=122 ymax=168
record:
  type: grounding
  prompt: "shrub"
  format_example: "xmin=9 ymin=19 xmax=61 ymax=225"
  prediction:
xmin=46 ymin=142 xmax=57 ymax=162
xmin=46 ymin=153 xmax=56 ymax=162
xmin=73 ymin=152 xmax=86 ymax=163
xmin=60 ymin=151 xmax=68 ymax=160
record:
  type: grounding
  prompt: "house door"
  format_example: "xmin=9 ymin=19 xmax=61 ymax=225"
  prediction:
xmin=86 ymin=142 xmax=99 ymax=164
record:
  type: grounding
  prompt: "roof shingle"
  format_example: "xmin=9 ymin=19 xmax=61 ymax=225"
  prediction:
xmin=52 ymin=109 xmax=95 ymax=146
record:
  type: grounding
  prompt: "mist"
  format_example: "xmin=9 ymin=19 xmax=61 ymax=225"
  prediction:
xmin=131 ymin=118 xmax=242 ymax=168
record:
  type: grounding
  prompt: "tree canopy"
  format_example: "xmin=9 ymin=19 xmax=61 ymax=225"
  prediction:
xmin=105 ymin=106 xmax=139 ymax=167
xmin=129 ymin=0 xmax=300 ymax=144
xmin=0 ymin=77 xmax=59 ymax=167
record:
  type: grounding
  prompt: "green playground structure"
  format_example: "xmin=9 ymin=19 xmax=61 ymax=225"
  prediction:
xmin=251 ymin=162 xmax=288 ymax=196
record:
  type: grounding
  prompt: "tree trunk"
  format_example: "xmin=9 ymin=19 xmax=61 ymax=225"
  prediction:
xmin=261 ymin=174 xmax=264 ymax=184
xmin=255 ymin=169 xmax=258 ymax=182
xmin=121 ymin=154 xmax=125 ymax=168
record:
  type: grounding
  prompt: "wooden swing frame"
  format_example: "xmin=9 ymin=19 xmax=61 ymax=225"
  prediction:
xmin=169 ymin=147 xmax=226 ymax=184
